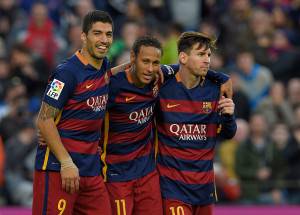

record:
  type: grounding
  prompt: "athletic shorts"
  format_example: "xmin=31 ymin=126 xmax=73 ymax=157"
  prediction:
xmin=163 ymin=199 xmax=213 ymax=215
xmin=32 ymin=170 xmax=112 ymax=215
xmin=105 ymin=170 xmax=162 ymax=215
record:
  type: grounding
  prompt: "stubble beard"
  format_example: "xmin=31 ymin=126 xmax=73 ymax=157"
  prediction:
xmin=88 ymin=45 xmax=106 ymax=60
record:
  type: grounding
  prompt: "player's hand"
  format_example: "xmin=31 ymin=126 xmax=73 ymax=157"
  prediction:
xmin=37 ymin=130 xmax=47 ymax=146
xmin=154 ymin=67 xmax=164 ymax=85
xmin=60 ymin=158 xmax=80 ymax=194
xmin=220 ymin=78 xmax=233 ymax=99
xmin=218 ymin=96 xmax=235 ymax=115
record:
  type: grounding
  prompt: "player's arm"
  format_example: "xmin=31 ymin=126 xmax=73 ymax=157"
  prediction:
xmin=111 ymin=61 xmax=164 ymax=85
xmin=110 ymin=62 xmax=130 ymax=75
xmin=206 ymin=70 xmax=233 ymax=99
xmin=217 ymin=96 xmax=237 ymax=139
xmin=37 ymin=102 xmax=80 ymax=194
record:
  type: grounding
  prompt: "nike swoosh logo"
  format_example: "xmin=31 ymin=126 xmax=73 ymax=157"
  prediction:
xmin=125 ymin=96 xmax=136 ymax=102
xmin=86 ymin=84 xmax=94 ymax=89
xmin=167 ymin=103 xmax=180 ymax=108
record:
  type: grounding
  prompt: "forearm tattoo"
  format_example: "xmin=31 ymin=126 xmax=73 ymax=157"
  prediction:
xmin=38 ymin=102 xmax=60 ymax=121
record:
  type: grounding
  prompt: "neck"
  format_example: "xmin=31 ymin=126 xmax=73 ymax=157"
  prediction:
xmin=129 ymin=66 xmax=145 ymax=88
xmin=80 ymin=48 xmax=103 ymax=70
xmin=178 ymin=66 xmax=202 ymax=89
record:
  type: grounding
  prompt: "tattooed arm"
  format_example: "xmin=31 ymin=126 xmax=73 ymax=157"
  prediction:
xmin=36 ymin=102 xmax=80 ymax=194
xmin=110 ymin=62 xmax=130 ymax=75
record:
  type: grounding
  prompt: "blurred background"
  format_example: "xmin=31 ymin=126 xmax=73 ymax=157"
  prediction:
xmin=0 ymin=0 xmax=300 ymax=211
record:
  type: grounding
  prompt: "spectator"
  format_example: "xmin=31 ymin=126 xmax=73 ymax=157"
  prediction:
xmin=0 ymin=80 xmax=29 ymax=141
xmin=231 ymin=49 xmax=273 ymax=110
xmin=287 ymin=78 xmax=300 ymax=110
xmin=108 ymin=20 xmax=141 ymax=64
xmin=216 ymin=119 xmax=250 ymax=202
xmin=283 ymin=123 xmax=300 ymax=204
xmin=9 ymin=43 xmax=48 ymax=97
xmin=219 ymin=0 xmax=253 ymax=61
xmin=0 ymin=136 xmax=5 ymax=205
xmin=4 ymin=120 xmax=36 ymax=206
xmin=267 ymin=29 xmax=300 ymax=82
xmin=257 ymin=81 xmax=295 ymax=127
xmin=235 ymin=113 xmax=285 ymax=204
xmin=20 ymin=2 xmax=59 ymax=68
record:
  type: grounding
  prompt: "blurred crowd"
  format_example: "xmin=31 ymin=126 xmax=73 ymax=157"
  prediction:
xmin=0 ymin=0 xmax=299 ymax=207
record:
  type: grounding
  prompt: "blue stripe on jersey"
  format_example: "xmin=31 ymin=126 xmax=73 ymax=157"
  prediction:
xmin=160 ymin=79 xmax=220 ymax=100
xmin=35 ymin=149 xmax=101 ymax=176
xmin=61 ymin=109 xmax=105 ymax=120
xmin=59 ymin=128 xmax=101 ymax=142
xmin=42 ymin=172 xmax=49 ymax=215
xmin=160 ymin=112 xmax=221 ymax=124
xmin=106 ymin=152 xmax=155 ymax=182
xmin=160 ymin=176 xmax=215 ymax=205
xmin=107 ymin=134 xmax=152 ymax=155
xmin=71 ymin=152 xmax=101 ymax=176
xmin=158 ymin=132 xmax=217 ymax=150
xmin=157 ymin=154 xmax=213 ymax=172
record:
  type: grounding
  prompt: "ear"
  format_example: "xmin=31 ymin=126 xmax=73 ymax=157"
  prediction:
xmin=81 ymin=32 xmax=87 ymax=44
xmin=130 ymin=50 xmax=136 ymax=64
xmin=179 ymin=52 xmax=188 ymax=65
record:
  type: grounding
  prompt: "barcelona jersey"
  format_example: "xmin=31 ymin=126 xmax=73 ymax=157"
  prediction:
xmin=35 ymin=51 xmax=111 ymax=176
xmin=102 ymin=65 xmax=175 ymax=182
xmin=156 ymin=72 xmax=237 ymax=205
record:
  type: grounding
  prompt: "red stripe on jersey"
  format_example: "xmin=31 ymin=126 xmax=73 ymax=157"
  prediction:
xmin=64 ymin=99 xmax=87 ymax=110
xmin=61 ymin=137 xmax=99 ymax=154
xmin=160 ymin=99 xmax=218 ymax=114
xmin=157 ymin=123 xmax=218 ymax=138
xmin=157 ymin=164 xmax=214 ymax=185
xmin=74 ymin=73 xmax=109 ymax=94
xmin=109 ymin=123 xmax=152 ymax=144
xmin=57 ymin=118 xmax=103 ymax=132
xmin=64 ymin=94 xmax=108 ymax=110
xmin=106 ymin=140 xmax=152 ymax=164
xmin=158 ymin=142 xmax=214 ymax=161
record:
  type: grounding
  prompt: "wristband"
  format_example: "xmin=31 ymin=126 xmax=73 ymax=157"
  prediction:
xmin=60 ymin=157 xmax=76 ymax=171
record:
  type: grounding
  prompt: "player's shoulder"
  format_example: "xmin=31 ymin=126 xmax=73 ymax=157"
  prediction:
xmin=55 ymin=56 xmax=81 ymax=75
xmin=205 ymin=69 xmax=221 ymax=86
xmin=110 ymin=70 xmax=126 ymax=82
xmin=161 ymin=64 xmax=176 ymax=75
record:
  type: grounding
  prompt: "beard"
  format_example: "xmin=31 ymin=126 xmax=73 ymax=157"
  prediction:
xmin=87 ymin=45 xmax=107 ymax=60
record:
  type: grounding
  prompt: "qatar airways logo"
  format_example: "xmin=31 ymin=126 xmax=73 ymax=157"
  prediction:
xmin=86 ymin=94 xmax=108 ymax=112
xmin=129 ymin=106 xmax=154 ymax=124
xmin=169 ymin=124 xmax=207 ymax=141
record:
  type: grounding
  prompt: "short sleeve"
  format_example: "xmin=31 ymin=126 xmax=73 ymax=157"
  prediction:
xmin=206 ymin=70 xmax=229 ymax=84
xmin=43 ymin=65 xmax=76 ymax=109
xmin=160 ymin=64 xmax=179 ymax=82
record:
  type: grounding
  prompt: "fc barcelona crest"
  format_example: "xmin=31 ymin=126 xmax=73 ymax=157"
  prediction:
xmin=152 ymin=84 xmax=159 ymax=97
xmin=202 ymin=102 xmax=212 ymax=113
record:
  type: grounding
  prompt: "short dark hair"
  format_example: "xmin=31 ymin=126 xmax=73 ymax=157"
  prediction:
xmin=177 ymin=31 xmax=216 ymax=54
xmin=82 ymin=10 xmax=113 ymax=34
xmin=132 ymin=35 xmax=162 ymax=56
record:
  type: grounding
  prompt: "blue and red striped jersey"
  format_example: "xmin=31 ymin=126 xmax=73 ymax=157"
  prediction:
xmin=35 ymin=51 xmax=111 ymax=176
xmin=156 ymin=72 xmax=237 ymax=205
xmin=102 ymin=64 xmax=180 ymax=182
xmin=102 ymin=68 xmax=159 ymax=182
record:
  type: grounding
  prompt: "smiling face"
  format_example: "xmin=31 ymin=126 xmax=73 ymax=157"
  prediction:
xmin=131 ymin=45 xmax=161 ymax=86
xmin=81 ymin=21 xmax=113 ymax=60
